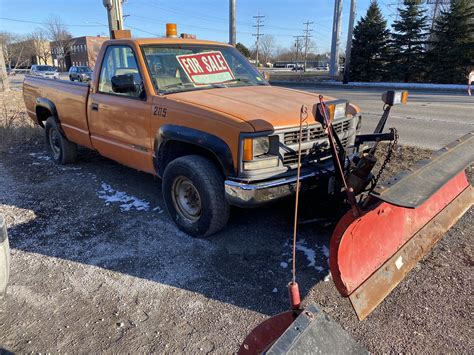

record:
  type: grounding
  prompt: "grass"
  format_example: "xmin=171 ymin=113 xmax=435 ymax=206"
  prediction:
xmin=0 ymin=89 xmax=41 ymax=153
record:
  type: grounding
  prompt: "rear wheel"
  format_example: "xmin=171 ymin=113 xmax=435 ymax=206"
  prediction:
xmin=163 ymin=155 xmax=230 ymax=237
xmin=45 ymin=117 xmax=77 ymax=164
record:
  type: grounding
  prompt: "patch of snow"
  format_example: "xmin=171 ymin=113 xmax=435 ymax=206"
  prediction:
xmin=58 ymin=167 xmax=82 ymax=171
xmin=30 ymin=152 xmax=51 ymax=161
xmin=296 ymin=239 xmax=316 ymax=267
xmin=97 ymin=182 xmax=155 ymax=212
xmin=280 ymin=262 xmax=288 ymax=269
xmin=321 ymin=245 xmax=330 ymax=258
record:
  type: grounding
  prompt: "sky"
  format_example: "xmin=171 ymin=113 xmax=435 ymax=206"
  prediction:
xmin=0 ymin=0 xmax=407 ymax=53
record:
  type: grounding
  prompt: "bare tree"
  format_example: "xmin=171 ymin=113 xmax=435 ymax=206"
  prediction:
xmin=29 ymin=29 xmax=52 ymax=65
xmin=45 ymin=16 xmax=72 ymax=69
xmin=0 ymin=32 xmax=31 ymax=69
xmin=258 ymin=35 xmax=276 ymax=65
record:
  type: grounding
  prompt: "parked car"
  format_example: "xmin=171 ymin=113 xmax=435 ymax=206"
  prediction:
xmin=30 ymin=65 xmax=59 ymax=79
xmin=292 ymin=65 xmax=305 ymax=72
xmin=69 ymin=66 xmax=93 ymax=82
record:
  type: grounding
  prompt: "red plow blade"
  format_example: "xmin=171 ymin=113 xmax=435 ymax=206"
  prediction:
xmin=330 ymin=133 xmax=473 ymax=320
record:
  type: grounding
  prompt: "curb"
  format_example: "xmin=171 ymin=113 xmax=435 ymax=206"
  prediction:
xmin=270 ymin=80 xmax=469 ymax=93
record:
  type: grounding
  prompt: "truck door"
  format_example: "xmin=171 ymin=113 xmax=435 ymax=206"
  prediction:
xmin=88 ymin=45 xmax=155 ymax=174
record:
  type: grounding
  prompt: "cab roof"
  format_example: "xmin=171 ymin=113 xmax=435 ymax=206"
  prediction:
xmin=104 ymin=37 xmax=232 ymax=47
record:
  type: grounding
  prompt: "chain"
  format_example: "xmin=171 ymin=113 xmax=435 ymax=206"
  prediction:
xmin=371 ymin=127 xmax=399 ymax=190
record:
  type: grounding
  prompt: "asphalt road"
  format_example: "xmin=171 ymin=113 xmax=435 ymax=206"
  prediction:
xmin=279 ymin=84 xmax=474 ymax=150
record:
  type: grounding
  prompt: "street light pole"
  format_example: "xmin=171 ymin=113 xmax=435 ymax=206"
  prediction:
xmin=329 ymin=0 xmax=343 ymax=77
xmin=343 ymin=0 xmax=356 ymax=84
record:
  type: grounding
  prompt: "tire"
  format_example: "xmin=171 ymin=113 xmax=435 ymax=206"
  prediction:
xmin=45 ymin=117 xmax=77 ymax=164
xmin=69 ymin=76 xmax=74 ymax=81
xmin=163 ymin=155 xmax=230 ymax=238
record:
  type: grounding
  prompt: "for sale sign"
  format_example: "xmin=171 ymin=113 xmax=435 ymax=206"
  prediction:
xmin=177 ymin=51 xmax=235 ymax=86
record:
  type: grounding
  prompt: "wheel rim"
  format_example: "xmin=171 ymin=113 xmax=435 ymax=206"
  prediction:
xmin=171 ymin=176 xmax=202 ymax=223
xmin=49 ymin=128 xmax=61 ymax=160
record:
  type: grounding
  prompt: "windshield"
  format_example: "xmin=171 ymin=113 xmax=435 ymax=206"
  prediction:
xmin=36 ymin=66 xmax=55 ymax=71
xmin=77 ymin=66 xmax=92 ymax=73
xmin=141 ymin=44 xmax=267 ymax=94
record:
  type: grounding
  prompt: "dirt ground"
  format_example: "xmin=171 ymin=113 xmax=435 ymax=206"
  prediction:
xmin=0 ymin=116 xmax=472 ymax=352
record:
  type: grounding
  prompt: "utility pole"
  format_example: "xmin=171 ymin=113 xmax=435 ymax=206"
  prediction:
xmin=229 ymin=0 xmax=236 ymax=45
xmin=329 ymin=0 xmax=343 ymax=77
xmin=253 ymin=14 xmax=265 ymax=67
xmin=343 ymin=0 xmax=356 ymax=84
xmin=294 ymin=35 xmax=304 ymax=68
xmin=303 ymin=21 xmax=314 ymax=72
xmin=103 ymin=0 xmax=124 ymax=38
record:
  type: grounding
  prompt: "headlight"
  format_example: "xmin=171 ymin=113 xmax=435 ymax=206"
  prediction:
xmin=253 ymin=137 xmax=270 ymax=157
xmin=242 ymin=136 xmax=279 ymax=170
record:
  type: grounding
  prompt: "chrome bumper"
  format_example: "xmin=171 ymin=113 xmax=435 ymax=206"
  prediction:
xmin=225 ymin=172 xmax=317 ymax=207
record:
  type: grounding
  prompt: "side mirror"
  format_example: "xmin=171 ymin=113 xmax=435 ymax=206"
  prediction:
xmin=111 ymin=74 xmax=138 ymax=94
xmin=0 ymin=215 xmax=10 ymax=298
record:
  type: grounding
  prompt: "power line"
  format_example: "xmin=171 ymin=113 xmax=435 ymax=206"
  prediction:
xmin=0 ymin=17 xmax=104 ymax=27
xmin=253 ymin=14 xmax=265 ymax=65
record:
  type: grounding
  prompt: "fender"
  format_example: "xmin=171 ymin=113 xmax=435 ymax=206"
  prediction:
xmin=155 ymin=125 xmax=235 ymax=177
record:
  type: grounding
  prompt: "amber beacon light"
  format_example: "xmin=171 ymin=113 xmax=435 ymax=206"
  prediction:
xmin=166 ymin=23 xmax=178 ymax=38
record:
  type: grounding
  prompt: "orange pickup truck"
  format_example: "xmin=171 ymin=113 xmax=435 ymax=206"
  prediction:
xmin=23 ymin=32 xmax=361 ymax=237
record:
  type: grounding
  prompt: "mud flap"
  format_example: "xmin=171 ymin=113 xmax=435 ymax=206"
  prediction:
xmin=0 ymin=215 xmax=10 ymax=297
xmin=330 ymin=132 xmax=474 ymax=320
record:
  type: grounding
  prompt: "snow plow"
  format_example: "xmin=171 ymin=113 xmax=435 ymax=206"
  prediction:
xmin=240 ymin=91 xmax=473 ymax=353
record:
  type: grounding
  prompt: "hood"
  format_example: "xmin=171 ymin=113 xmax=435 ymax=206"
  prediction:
xmin=167 ymin=85 xmax=338 ymax=131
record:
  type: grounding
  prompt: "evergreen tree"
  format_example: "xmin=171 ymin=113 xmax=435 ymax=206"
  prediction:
xmin=427 ymin=0 xmax=474 ymax=83
xmin=236 ymin=42 xmax=251 ymax=58
xmin=349 ymin=1 xmax=390 ymax=82
xmin=389 ymin=0 xmax=429 ymax=82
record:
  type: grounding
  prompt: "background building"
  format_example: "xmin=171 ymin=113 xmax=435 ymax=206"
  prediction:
xmin=6 ymin=39 xmax=53 ymax=69
xmin=51 ymin=35 xmax=108 ymax=71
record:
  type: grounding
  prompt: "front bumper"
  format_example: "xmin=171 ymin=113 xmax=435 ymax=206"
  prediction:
xmin=225 ymin=169 xmax=332 ymax=207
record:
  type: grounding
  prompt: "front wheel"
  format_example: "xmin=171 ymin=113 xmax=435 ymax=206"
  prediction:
xmin=45 ymin=117 xmax=77 ymax=164
xmin=163 ymin=155 xmax=230 ymax=237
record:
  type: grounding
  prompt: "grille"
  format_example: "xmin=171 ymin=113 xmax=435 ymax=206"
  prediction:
xmin=282 ymin=137 xmax=349 ymax=165
xmin=283 ymin=119 xmax=351 ymax=145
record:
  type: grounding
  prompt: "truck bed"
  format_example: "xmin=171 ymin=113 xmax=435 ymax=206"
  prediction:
xmin=23 ymin=75 xmax=92 ymax=148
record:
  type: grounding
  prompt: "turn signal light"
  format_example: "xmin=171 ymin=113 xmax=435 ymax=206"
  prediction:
xmin=243 ymin=138 xmax=253 ymax=161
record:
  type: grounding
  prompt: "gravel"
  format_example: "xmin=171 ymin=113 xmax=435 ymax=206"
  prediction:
xmin=0 ymin=138 xmax=472 ymax=353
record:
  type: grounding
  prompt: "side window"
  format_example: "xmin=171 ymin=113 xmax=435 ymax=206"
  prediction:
xmin=98 ymin=46 xmax=144 ymax=98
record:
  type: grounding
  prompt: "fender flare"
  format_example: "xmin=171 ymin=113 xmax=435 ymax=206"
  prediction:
xmin=155 ymin=125 xmax=236 ymax=177
xmin=35 ymin=98 xmax=60 ymax=129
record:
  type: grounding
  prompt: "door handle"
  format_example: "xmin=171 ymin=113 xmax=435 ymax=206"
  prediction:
xmin=91 ymin=103 xmax=99 ymax=111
